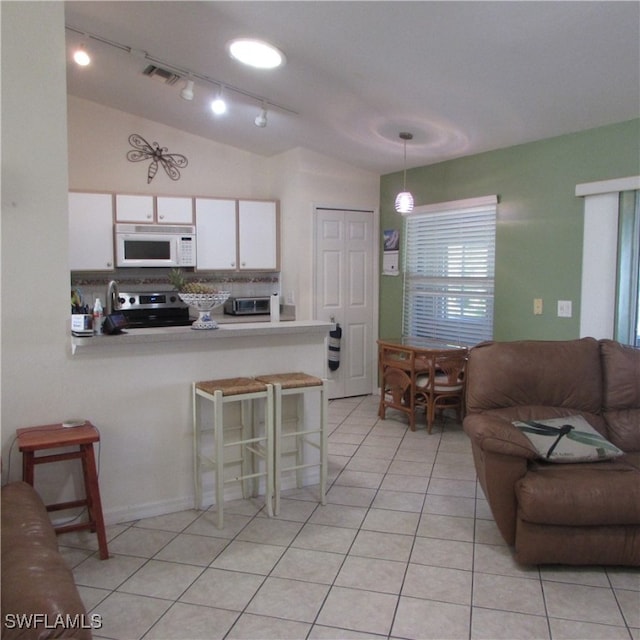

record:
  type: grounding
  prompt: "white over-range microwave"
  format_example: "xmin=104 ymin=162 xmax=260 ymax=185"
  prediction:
xmin=115 ymin=223 xmax=196 ymax=268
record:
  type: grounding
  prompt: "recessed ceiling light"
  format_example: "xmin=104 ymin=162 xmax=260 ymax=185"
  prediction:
xmin=227 ymin=38 xmax=285 ymax=69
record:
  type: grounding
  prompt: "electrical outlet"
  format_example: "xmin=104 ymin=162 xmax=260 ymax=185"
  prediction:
xmin=557 ymin=300 xmax=572 ymax=318
xmin=285 ymin=290 xmax=295 ymax=305
xmin=533 ymin=298 xmax=543 ymax=315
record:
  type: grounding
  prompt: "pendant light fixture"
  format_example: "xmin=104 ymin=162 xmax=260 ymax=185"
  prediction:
xmin=395 ymin=132 xmax=414 ymax=214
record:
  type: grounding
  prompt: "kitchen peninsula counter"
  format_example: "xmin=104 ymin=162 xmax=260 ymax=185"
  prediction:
xmin=65 ymin=317 xmax=333 ymax=524
xmin=71 ymin=320 xmax=333 ymax=354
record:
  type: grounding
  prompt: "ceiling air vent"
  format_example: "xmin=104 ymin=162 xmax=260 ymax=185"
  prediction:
xmin=142 ymin=64 xmax=182 ymax=86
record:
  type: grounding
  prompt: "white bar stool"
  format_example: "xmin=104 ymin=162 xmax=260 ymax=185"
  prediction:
xmin=255 ymin=372 xmax=328 ymax=515
xmin=192 ymin=377 xmax=274 ymax=529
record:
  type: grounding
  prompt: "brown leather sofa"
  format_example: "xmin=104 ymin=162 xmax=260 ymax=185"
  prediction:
xmin=463 ymin=337 xmax=640 ymax=566
xmin=1 ymin=481 xmax=93 ymax=640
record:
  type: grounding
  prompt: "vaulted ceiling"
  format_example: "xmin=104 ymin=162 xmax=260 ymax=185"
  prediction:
xmin=65 ymin=1 xmax=640 ymax=174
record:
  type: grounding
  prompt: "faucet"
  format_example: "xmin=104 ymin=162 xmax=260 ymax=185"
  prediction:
xmin=106 ymin=280 xmax=120 ymax=315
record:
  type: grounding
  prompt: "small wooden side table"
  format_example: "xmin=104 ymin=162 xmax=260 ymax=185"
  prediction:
xmin=16 ymin=421 xmax=109 ymax=560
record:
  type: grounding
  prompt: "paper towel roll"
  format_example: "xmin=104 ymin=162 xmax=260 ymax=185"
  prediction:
xmin=270 ymin=293 xmax=280 ymax=322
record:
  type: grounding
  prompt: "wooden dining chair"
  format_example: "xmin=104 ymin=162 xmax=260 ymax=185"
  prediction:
xmin=416 ymin=351 xmax=468 ymax=433
xmin=378 ymin=341 xmax=429 ymax=431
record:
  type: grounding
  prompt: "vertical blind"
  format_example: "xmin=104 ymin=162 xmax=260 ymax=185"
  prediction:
xmin=403 ymin=197 xmax=497 ymax=346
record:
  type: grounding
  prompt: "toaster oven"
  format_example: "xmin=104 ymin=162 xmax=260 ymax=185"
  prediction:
xmin=223 ymin=296 xmax=271 ymax=315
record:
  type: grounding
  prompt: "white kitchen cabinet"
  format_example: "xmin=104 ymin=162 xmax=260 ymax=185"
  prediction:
xmin=195 ymin=198 xmax=237 ymax=269
xmin=195 ymin=198 xmax=279 ymax=271
xmin=69 ymin=192 xmax=115 ymax=271
xmin=115 ymin=194 xmax=154 ymax=222
xmin=238 ymin=200 xmax=279 ymax=270
xmin=156 ymin=196 xmax=194 ymax=224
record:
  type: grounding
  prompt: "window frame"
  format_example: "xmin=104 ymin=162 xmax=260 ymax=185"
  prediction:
xmin=577 ymin=175 xmax=640 ymax=343
xmin=401 ymin=195 xmax=497 ymax=346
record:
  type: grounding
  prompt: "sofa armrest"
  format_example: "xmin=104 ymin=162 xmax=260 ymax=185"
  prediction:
xmin=1 ymin=482 xmax=92 ymax=640
xmin=464 ymin=414 xmax=536 ymax=544
xmin=463 ymin=413 xmax=538 ymax=459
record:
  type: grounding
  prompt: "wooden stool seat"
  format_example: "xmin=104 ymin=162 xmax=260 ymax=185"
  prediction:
xmin=256 ymin=372 xmax=327 ymax=515
xmin=256 ymin=372 xmax=324 ymax=390
xmin=195 ymin=377 xmax=268 ymax=397
xmin=17 ymin=421 xmax=108 ymax=560
xmin=193 ymin=377 xmax=274 ymax=528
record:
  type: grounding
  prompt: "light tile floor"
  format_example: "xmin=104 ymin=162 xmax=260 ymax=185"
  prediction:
xmin=59 ymin=396 xmax=640 ymax=640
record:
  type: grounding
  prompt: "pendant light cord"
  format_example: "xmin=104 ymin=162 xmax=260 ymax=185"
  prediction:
xmin=402 ymin=139 xmax=408 ymax=191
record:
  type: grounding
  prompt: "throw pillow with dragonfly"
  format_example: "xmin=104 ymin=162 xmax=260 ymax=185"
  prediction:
xmin=513 ymin=415 xmax=623 ymax=462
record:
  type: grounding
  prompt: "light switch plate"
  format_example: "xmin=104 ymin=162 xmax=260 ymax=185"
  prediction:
xmin=533 ymin=298 xmax=543 ymax=315
xmin=557 ymin=300 xmax=572 ymax=318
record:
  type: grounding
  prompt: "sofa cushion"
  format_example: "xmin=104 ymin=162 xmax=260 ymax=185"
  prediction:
xmin=465 ymin=338 xmax=602 ymax=414
xmin=515 ymin=460 xmax=640 ymax=526
xmin=600 ymin=339 xmax=640 ymax=451
xmin=512 ymin=415 xmax=623 ymax=463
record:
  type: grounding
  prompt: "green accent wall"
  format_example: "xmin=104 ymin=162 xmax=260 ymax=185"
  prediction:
xmin=379 ymin=119 xmax=640 ymax=342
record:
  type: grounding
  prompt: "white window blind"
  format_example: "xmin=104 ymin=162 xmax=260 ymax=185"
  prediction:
xmin=403 ymin=196 xmax=497 ymax=346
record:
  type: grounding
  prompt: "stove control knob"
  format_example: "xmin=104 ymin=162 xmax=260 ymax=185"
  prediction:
xmin=118 ymin=297 xmax=126 ymax=304
xmin=170 ymin=295 xmax=176 ymax=303
xmin=129 ymin=297 xmax=136 ymax=304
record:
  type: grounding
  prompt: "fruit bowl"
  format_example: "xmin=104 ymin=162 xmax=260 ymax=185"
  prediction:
xmin=178 ymin=291 xmax=230 ymax=330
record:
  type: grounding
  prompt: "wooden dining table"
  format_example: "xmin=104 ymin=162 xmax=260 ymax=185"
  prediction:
xmin=377 ymin=337 xmax=469 ymax=430
xmin=378 ymin=336 xmax=468 ymax=372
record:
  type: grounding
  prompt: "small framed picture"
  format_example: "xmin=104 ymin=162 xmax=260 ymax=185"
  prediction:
xmin=383 ymin=229 xmax=400 ymax=251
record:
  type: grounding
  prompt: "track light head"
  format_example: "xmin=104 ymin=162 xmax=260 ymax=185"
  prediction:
xmin=211 ymin=86 xmax=227 ymax=115
xmin=180 ymin=78 xmax=194 ymax=101
xmin=211 ymin=97 xmax=226 ymax=115
xmin=254 ymin=106 xmax=268 ymax=128
xmin=73 ymin=42 xmax=91 ymax=66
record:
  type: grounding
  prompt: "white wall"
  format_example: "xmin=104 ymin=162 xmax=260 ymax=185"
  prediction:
xmin=2 ymin=4 xmax=72 ymax=440
xmin=271 ymin=147 xmax=380 ymax=319
xmin=68 ymin=97 xmax=275 ymax=199
xmin=1 ymin=4 xmax=380 ymax=523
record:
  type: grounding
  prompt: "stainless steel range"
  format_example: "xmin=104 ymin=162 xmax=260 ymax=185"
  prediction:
xmin=117 ymin=291 xmax=191 ymax=328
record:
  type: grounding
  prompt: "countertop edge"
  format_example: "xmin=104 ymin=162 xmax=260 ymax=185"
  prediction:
xmin=71 ymin=320 xmax=335 ymax=353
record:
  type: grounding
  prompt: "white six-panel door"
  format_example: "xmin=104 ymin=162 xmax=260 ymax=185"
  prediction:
xmin=314 ymin=207 xmax=375 ymax=399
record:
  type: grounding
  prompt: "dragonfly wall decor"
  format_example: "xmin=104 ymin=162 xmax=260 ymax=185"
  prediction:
xmin=126 ymin=134 xmax=188 ymax=183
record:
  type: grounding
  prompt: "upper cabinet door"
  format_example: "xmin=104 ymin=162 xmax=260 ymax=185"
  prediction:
xmin=69 ymin=192 xmax=115 ymax=271
xmin=156 ymin=196 xmax=193 ymax=224
xmin=195 ymin=198 xmax=237 ymax=270
xmin=238 ymin=200 xmax=279 ymax=270
xmin=115 ymin=194 xmax=154 ymax=222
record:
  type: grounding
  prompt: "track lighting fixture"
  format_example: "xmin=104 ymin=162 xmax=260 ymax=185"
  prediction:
xmin=255 ymin=104 xmax=268 ymax=128
xmin=211 ymin=86 xmax=227 ymax=115
xmin=395 ymin=132 xmax=414 ymax=214
xmin=180 ymin=76 xmax=194 ymax=101
xmin=65 ymin=24 xmax=299 ymax=127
